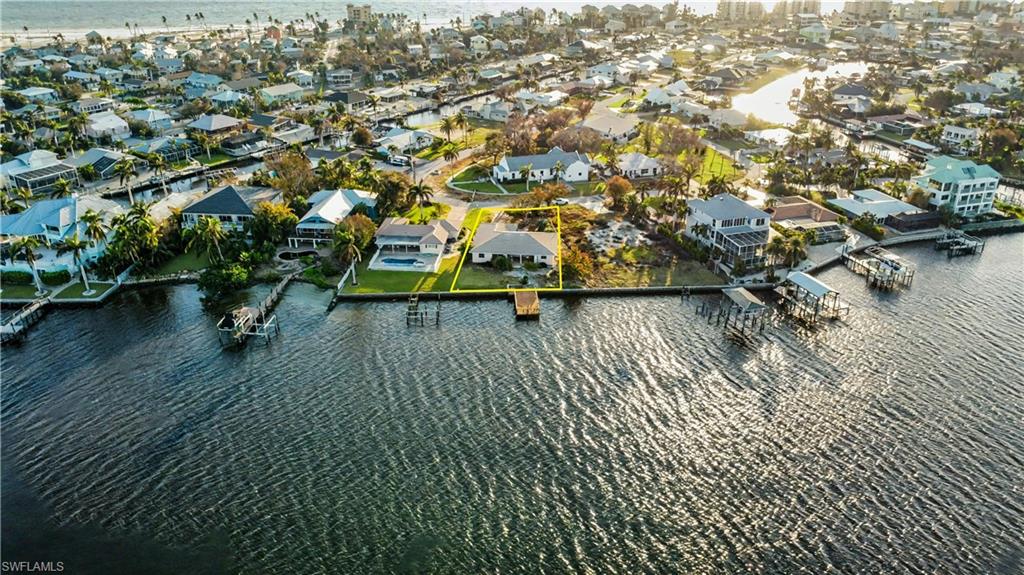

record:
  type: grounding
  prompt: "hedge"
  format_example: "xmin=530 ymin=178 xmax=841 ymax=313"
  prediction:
xmin=1 ymin=270 xmax=34 ymax=285
xmin=40 ymin=270 xmax=72 ymax=286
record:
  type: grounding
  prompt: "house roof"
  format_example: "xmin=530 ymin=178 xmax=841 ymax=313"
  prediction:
xmin=181 ymin=185 xmax=279 ymax=216
xmin=786 ymin=271 xmax=836 ymax=299
xmin=921 ymin=156 xmax=1000 ymax=182
xmin=618 ymin=152 xmax=660 ymax=172
xmin=375 ymin=217 xmax=449 ymax=245
xmin=500 ymin=147 xmax=591 ymax=173
xmin=688 ymin=193 xmax=769 ymax=222
xmin=260 ymin=82 xmax=303 ymax=97
xmin=298 ymin=189 xmax=375 ymax=226
xmin=0 ymin=195 xmax=122 ymax=239
xmin=128 ymin=108 xmax=171 ymax=123
xmin=471 ymin=223 xmax=558 ymax=258
xmin=187 ymin=114 xmax=241 ymax=132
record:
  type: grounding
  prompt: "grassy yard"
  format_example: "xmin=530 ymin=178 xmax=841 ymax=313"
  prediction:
xmin=450 ymin=265 xmax=519 ymax=291
xmin=402 ymin=203 xmax=451 ymax=223
xmin=196 ymin=152 xmax=232 ymax=166
xmin=709 ymin=137 xmax=758 ymax=152
xmin=455 ymin=181 xmax=508 ymax=194
xmin=452 ymin=164 xmax=491 ymax=183
xmin=694 ymin=148 xmax=743 ymax=183
xmin=343 ymin=255 xmax=460 ymax=294
xmin=152 ymin=251 xmax=211 ymax=276
xmin=594 ymin=258 xmax=721 ymax=288
xmin=0 ymin=284 xmax=46 ymax=300
xmin=53 ymin=282 xmax=116 ymax=299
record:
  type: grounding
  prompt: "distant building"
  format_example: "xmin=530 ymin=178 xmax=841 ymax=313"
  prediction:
xmin=716 ymin=0 xmax=765 ymax=21
xmin=492 ymin=147 xmax=591 ymax=184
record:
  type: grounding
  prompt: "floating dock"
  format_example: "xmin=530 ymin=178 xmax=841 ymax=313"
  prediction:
xmin=775 ymin=271 xmax=849 ymax=324
xmin=935 ymin=230 xmax=985 ymax=258
xmin=513 ymin=291 xmax=540 ymax=320
xmin=841 ymin=245 xmax=915 ymax=290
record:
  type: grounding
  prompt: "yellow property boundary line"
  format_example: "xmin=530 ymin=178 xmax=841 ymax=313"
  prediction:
xmin=449 ymin=206 xmax=563 ymax=293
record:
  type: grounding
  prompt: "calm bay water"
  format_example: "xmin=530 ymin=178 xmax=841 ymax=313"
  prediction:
xmin=2 ymin=236 xmax=1024 ymax=574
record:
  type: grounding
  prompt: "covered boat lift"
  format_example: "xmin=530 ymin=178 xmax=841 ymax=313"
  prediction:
xmin=775 ymin=271 xmax=849 ymax=324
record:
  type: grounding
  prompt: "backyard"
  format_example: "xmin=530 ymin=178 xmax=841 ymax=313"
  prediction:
xmin=53 ymin=282 xmax=116 ymax=299
xmin=343 ymin=255 xmax=460 ymax=294
xmin=151 ymin=251 xmax=211 ymax=276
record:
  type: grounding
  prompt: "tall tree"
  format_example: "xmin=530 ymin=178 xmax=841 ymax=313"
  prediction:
xmin=56 ymin=233 xmax=94 ymax=294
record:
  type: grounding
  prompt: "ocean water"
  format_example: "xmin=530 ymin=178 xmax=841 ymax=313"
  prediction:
xmin=2 ymin=236 xmax=1023 ymax=573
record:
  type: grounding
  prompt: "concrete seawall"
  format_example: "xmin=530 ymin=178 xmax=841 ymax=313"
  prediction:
xmin=334 ymin=283 xmax=776 ymax=303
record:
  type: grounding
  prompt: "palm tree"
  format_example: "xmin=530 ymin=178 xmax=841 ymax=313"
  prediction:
xmin=519 ymin=163 xmax=533 ymax=192
xmin=332 ymin=231 xmax=361 ymax=285
xmin=767 ymin=235 xmax=787 ymax=270
xmin=552 ymin=160 xmax=565 ymax=184
xmin=11 ymin=236 xmax=46 ymax=295
xmin=113 ymin=156 xmax=139 ymax=204
xmin=186 ymin=215 xmax=226 ymax=262
xmin=443 ymin=147 xmax=458 ymax=167
xmin=784 ymin=235 xmax=807 ymax=268
xmin=80 ymin=209 xmax=108 ymax=250
xmin=192 ymin=131 xmax=214 ymax=160
xmin=408 ymin=182 xmax=434 ymax=211
xmin=439 ymin=116 xmax=456 ymax=144
xmin=57 ymin=233 xmax=94 ymax=294
xmin=150 ymin=154 xmax=169 ymax=196
xmin=15 ymin=187 xmax=33 ymax=209
xmin=453 ymin=111 xmax=469 ymax=147
xmin=50 ymin=177 xmax=74 ymax=199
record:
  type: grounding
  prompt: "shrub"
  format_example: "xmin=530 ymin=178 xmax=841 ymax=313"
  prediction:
xmin=523 ymin=261 xmax=541 ymax=271
xmin=40 ymin=270 xmax=72 ymax=286
xmin=198 ymin=264 xmax=250 ymax=298
xmin=491 ymin=255 xmax=513 ymax=271
xmin=2 ymin=270 xmax=35 ymax=285
xmin=302 ymin=266 xmax=332 ymax=289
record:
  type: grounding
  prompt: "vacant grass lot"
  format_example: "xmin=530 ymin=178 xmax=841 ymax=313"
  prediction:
xmin=53 ymin=282 xmax=116 ymax=299
xmin=152 ymin=251 xmax=211 ymax=276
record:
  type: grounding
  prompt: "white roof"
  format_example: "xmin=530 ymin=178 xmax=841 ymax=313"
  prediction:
xmin=298 ymin=189 xmax=375 ymax=227
xmin=786 ymin=272 xmax=835 ymax=299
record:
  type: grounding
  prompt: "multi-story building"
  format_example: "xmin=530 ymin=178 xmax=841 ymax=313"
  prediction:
xmin=915 ymin=156 xmax=1000 ymax=217
xmin=843 ymin=0 xmax=893 ymax=20
xmin=773 ymin=0 xmax=821 ymax=16
xmin=346 ymin=4 xmax=373 ymax=24
xmin=716 ymin=0 xmax=766 ymax=21
xmin=940 ymin=126 xmax=980 ymax=155
xmin=685 ymin=193 xmax=770 ymax=271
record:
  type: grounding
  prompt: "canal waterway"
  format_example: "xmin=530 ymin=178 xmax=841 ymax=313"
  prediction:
xmin=732 ymin=62 xmax=872 ymax=126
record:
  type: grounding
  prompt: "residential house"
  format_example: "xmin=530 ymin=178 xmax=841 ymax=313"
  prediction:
xmin=914 ymin=156 xmax=1000 ymax=216
xmin=127 ymin=108 xmax=173 ymax=133
xmin=180 ymin=185 xmax=282 ymax=231
xmin=1 ymin=150 xmax=79 ymax=195
xmin=685 ymin=193 xmax=770 ymax=271
xmin=831 ymin=188 xmax=923 ymax=223
xmin=15 ymin=87 xmax=59 ymax=103
xmin=470 ymin=223 xmax=559 ymax=266
xmin=375 ymin=128 xmax=434 ymax=157
xmin=940 ymin=125 xmax=980 ymax=154
xmin=62 ymin=70 xmax=101 ymax=90
xmin=66 ymin=148 xmax=126 ymax=180
xmin=954 ymin=82 xmax=1002 ymax=102
xmin=126 ymin=136 xmax=200 ymax=163
xmin=0 ymin=195 xmax=122 ymax=274
xmin=324 ymin=90 xmax=370 ymax=114
xmin=616 ymin=152 xmax=662 ymax=179
xmin=289 ymin=189 xmax=376 ymax=247
xmin=84 ymin=111 xmax=130 ymax=141
xmin=579 ymin=113 xmax=640 ymax=144
xmin=187 ymin=113 xmax=243 ymax=135
xmin=370 ymin=218 xmax=451 ymax=272
xmin=71 ymin=97 xmax=115 ymax=115
xmin=259 ymin=82 xmax=305 ymax=106
xmin=286 ymin=69 xmax=316 ymax=88
xmin=769 ymin=196 xmax=846 ymax=243
xmin=493 ymin=147 xmax=591 ymax=183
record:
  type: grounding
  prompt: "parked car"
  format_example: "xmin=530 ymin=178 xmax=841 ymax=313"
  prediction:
xmin=552 ymin=198 xmax=569 ymax=206
xmin=388 ymin=154 xmax=411 ymax=166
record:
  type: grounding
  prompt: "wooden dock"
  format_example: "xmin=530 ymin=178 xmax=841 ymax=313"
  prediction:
xmin=0 ymin=298 xmax=50 ymax=344
xmin=935 ymin=230 xmax=985 ymax=258
xmin=841 ymin=245 xmax=915 ymax=290
xmin=513 ymin=291 xmax=540 ymax=319
xmin=406 ymin=293 xmax=441 ymax=326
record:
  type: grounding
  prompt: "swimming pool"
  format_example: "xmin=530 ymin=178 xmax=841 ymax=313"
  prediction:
xmin=382 ymin=258 xmax=426 ymax=267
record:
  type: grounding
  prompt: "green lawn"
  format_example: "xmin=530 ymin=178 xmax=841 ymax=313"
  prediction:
xmin=455 ymin=181 xmax=508 ymax=194
xmin=196 ymin=152 xmax=231 ymax=166
xmin=53 ymin=282 xmax=115 ymax=299
xmin=416 ymin=140 xmax=461 ymax=160
xmin=152 ymin=251 xmax=211 ymax=276
xmin=451 ymin=265 xmax=518 ymax=290
xmin=709 ymin=137 xmax=758 ymax=152
xmin=694 ymin=148 xmax=743 ymax=183
xmin=452 ymin=164 xmax=491 ymax=183
xmin=0 ymin=284 xmax=46 ymax=300
xmin=343 ymin=256 xmax=460 ymax=294
xmin=402 ymin=203 xmax=451 ymax=223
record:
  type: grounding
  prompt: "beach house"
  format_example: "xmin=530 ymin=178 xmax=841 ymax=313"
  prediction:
xmin=685 ymin=193 xmax=770 ymax=271
xmin=180 ymin=185 xmax=283 ymax=232
xmin=914 ymin=156 xmax=1000 ymax=216
xmin=289 ymin=189 xmax=376 ymax=248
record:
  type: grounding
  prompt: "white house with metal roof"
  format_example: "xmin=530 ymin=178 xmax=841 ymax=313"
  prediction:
xmin=84 ymin=111 xmax=130 ymax=141
xmin=289 ymin=189 xmax=376 ymax=247
xmin=0 ymin=195 xmax=123 ymax=273
xmin=0 ymin=150 xmax=79 ymax=195
xmin=830 ymin=189 xmax=923 ymax=223
xmin=492 ymin=147 xmax=591 ymax=184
